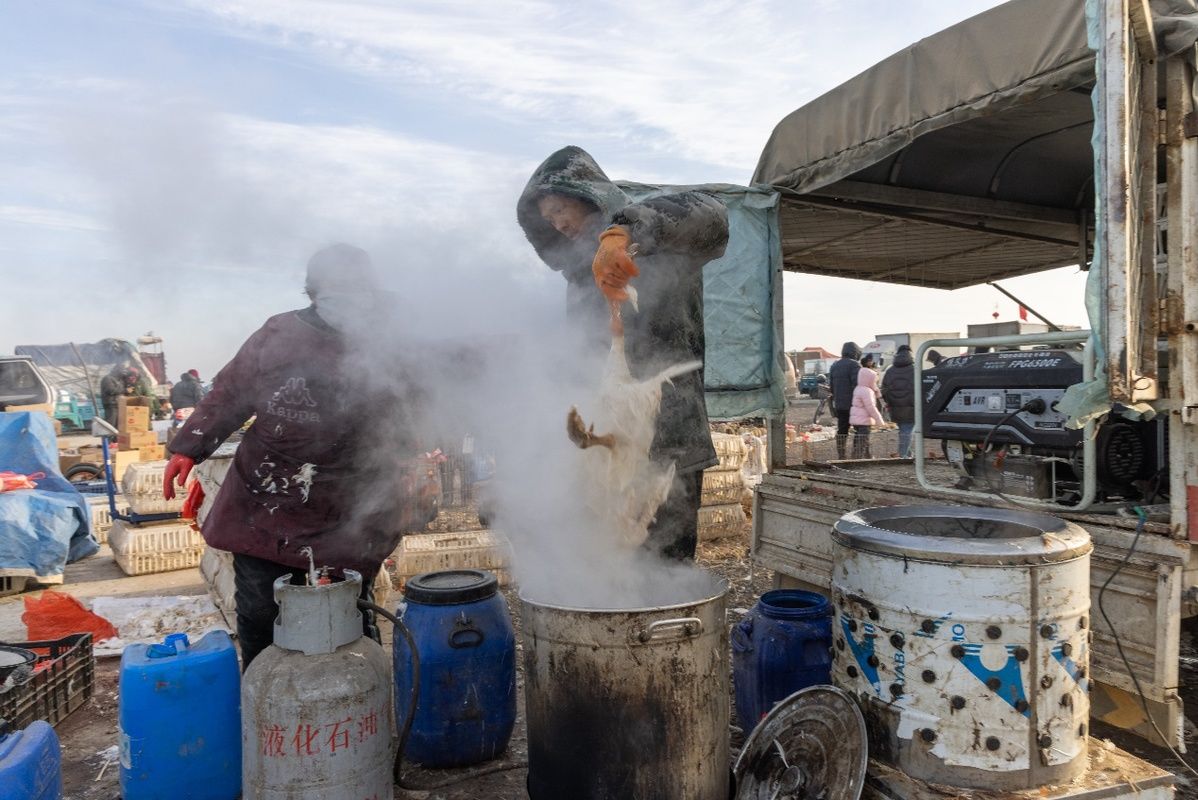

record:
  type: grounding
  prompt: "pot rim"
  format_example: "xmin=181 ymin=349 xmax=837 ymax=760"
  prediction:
xmin=518 ymin=576 xmax=730 ymax=614
xmin=834 ymin=505 xmax=1092 ymax=565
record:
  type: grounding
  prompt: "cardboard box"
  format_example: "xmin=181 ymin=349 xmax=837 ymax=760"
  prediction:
xmin=120 ymin=406 xmax=150 ymax=433
xmin=113 ymin=449 xmax=140 ymax=485
xmin=58 ymin=450 xmax=83 ymax=474
xmin=118 ymin=430 xmax=157 ymax=451
xmin=118 ymin=396 xmax=152 ymax=413
xmin=76 ymin=444 xmax=103 ymax=465
xmin=138 ymin=444 xmax=166 ymax=461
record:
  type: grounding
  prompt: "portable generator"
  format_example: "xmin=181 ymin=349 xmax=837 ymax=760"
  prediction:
xmin=920 ymin=349 xmax=1163 ymax=504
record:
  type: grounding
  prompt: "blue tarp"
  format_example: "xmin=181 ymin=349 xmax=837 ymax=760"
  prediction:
xmin=619 ymin=182 xmax=785 ymax=420
xmin=0 ymin=412 xmax=97 ymax=581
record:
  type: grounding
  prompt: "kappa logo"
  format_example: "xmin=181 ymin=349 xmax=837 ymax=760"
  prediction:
xmin=266 ymin=377 xmax=321 ymax=423
xmin=273 ymin=377 xmax=318 ymax=407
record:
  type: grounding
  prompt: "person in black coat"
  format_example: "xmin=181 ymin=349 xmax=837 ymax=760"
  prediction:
xmin=169 ymin=371 xmax=205 ymax=412
xmin=881 ymin=345 xmax=916 ymax=457
xmin=99 ymin=363 xmax=145 ymax=427
xmin=517 ymin=145 xmax=729 ymax=560
xmin=827 ymin=342 xmax=862 ymax=459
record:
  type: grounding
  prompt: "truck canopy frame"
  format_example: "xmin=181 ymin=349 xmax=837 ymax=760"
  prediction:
xmin=753 ymin=0 xmax=1197 ymax=292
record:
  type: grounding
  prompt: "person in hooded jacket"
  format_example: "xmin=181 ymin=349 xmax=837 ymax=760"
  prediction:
xmin=169 ymin=370 xmax=205 ymax=412
xmin=161 ymin=244 xmax=439 ymax=668
xmin=827 ymin=342 xmax=861 ymax=459
xmin=850 ymin=366 xmax=886 ymax=459
xmin=100 ymin=363 xmax=154 ymax=427
xmin=517 ymin=145 xmax=729 ymax=560
xmin=881 ymin=344 xmax=916 ymax=457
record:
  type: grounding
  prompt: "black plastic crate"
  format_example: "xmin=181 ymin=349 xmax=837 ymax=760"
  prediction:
xmin=0 ymin=633 xmax=94 ymax=728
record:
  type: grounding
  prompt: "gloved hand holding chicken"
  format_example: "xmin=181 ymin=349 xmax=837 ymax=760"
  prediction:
xmin=592 ymin=226 xmax=640 ymax=303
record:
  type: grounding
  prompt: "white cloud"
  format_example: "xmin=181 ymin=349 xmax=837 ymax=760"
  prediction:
xmin=167 ymin=0 xmax=1006 ymax=175
xmin=5 ymin=0 xmax=1033 ymax=373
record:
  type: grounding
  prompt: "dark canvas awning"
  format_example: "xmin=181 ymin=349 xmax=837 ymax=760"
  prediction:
xmin=754 ymin=0 xmax=1096 ymax=289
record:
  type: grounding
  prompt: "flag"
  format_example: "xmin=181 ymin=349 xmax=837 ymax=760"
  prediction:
xmin=1019 ymin=305 xmax=1029 ymax=321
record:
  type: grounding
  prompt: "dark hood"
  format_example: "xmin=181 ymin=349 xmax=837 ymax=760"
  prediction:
xmin=517 ymin=146 xmax=630 ymax=276
xmin=892 ymin=350 xmax=914 ymax=368
xmin=840 ymin=341 xmax=861 ymax=359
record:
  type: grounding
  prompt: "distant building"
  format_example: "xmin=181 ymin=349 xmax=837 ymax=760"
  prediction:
xmin=788 ymin=346 xmax=837 ymax=373
xmin=966 ymin=321 xmax=1081 ymax=339
xmin=873 ymin=332 xmax=962 ymax=365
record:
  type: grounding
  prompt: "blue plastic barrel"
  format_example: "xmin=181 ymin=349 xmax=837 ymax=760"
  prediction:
xmin=119 ymin=631 xmax=241 ymax=799
xmin=395 ymin=569 xmax=516 ymax=767
xmin=0 ymin=720 xmax=61 ymax=800
xmin=732 ymin=590 xmax=833 ymax=727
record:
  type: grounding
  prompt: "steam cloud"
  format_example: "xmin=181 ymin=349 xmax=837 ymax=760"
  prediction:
xmin=53 ymin=96 xmax=720 ymax=608
xmin=336 ymin=233 xmax=722 ymax=609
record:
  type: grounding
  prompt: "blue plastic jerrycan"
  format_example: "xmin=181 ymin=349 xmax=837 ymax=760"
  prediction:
xmin=0 ymin=720 xmax=61 ymax=800
xmin=119 ymin=631 xmax=241 ymax=800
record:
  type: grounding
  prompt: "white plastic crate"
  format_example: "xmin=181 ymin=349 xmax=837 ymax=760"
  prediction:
xmin=125 ymin=494 xmax=184 ymax=515
xmin=109 ymin=518 xmax=204 ymax=556
xmin=697 ymin=503 xmax=747 ymax=541
xmin=200 ymin=546 xmax=237 ymax=622
xmin=194 ymin=451 xmax=237 ymax=527
xmin=113 ymin=547 xmax=204 ymax=577
xmin=86 ymin=495 xmax=129 ymax=544
xmin=710 ymin=433 xmax=747 ymax=471
xmin=701 ymin=468 xmax=744 ymax=507
xmin=121 ymin=460 xmax=170 ymax=496
xmin=394 ymin=531 xmax=513 ymax=586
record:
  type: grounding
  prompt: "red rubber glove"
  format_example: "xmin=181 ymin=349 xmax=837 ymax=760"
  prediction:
xmin=163 ymin=454 xmax=195 ymax=500
xmin=592 ymin=226 xmax=639 ymax=303
xmin=181 ymin=480 xmax=206 ymax=520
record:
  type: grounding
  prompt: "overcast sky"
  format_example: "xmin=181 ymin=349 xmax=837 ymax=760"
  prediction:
xmin=0 ymin=0 xmax=1087 ymax=378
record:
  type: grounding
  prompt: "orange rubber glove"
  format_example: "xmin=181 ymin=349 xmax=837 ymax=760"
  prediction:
xmin=163 ymin=453 xmax=195 ymax=500
xmin=181 ymin=479 xmax=206 ymax=520
xmin=591 ymin=226 xmax=639 ymax=303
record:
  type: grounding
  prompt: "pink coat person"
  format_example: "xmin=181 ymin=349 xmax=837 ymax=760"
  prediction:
xmin=849 ymin=368 xmax=886 ymax=427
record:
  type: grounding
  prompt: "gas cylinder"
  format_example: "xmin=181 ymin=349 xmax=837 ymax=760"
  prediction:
xmin=119 ymin=631 xmax=241 ymax=799
xmin=241 ymin=570 xmax=394 ymax=800
xmin=0 ymin=720 xmax=61 ymax=800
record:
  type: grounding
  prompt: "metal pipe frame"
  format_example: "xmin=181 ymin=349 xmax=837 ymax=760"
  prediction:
xmin=914 ymin=331 xmax=1097 ymax=511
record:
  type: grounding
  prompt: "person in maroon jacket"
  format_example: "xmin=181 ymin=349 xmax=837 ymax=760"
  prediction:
xmin=163 ymin=243 xmax=438 ymax=668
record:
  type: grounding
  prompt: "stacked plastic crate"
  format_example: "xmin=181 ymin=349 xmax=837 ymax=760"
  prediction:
xmin=108 ymin=461 xmax=203 ymax=576
xmin=393 ymin=530 xmax=514 ymax=588
xmin=194 ymin=449 xmax=238 ymax=621
xmin=698 ymin=433 xmax=748 ymax=541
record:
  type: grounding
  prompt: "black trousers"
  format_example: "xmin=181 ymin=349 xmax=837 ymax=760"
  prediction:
xmin=851 ymin=425 xmax=872 ymax=459
xmin=232 ymin=553 xmax=379 ymax=671
xmin=835 ymin=410 xmax=852 ymax=459
xmin=644 ymin=469 xmax=704 ymax=561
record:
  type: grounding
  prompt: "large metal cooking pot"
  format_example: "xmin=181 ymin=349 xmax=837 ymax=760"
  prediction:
xmin=521 ymin=575 xmax=730 ymax=800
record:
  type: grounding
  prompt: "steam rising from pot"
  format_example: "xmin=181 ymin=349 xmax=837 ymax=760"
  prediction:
xmin=333 ymin=237 xmax=719 ymax=609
